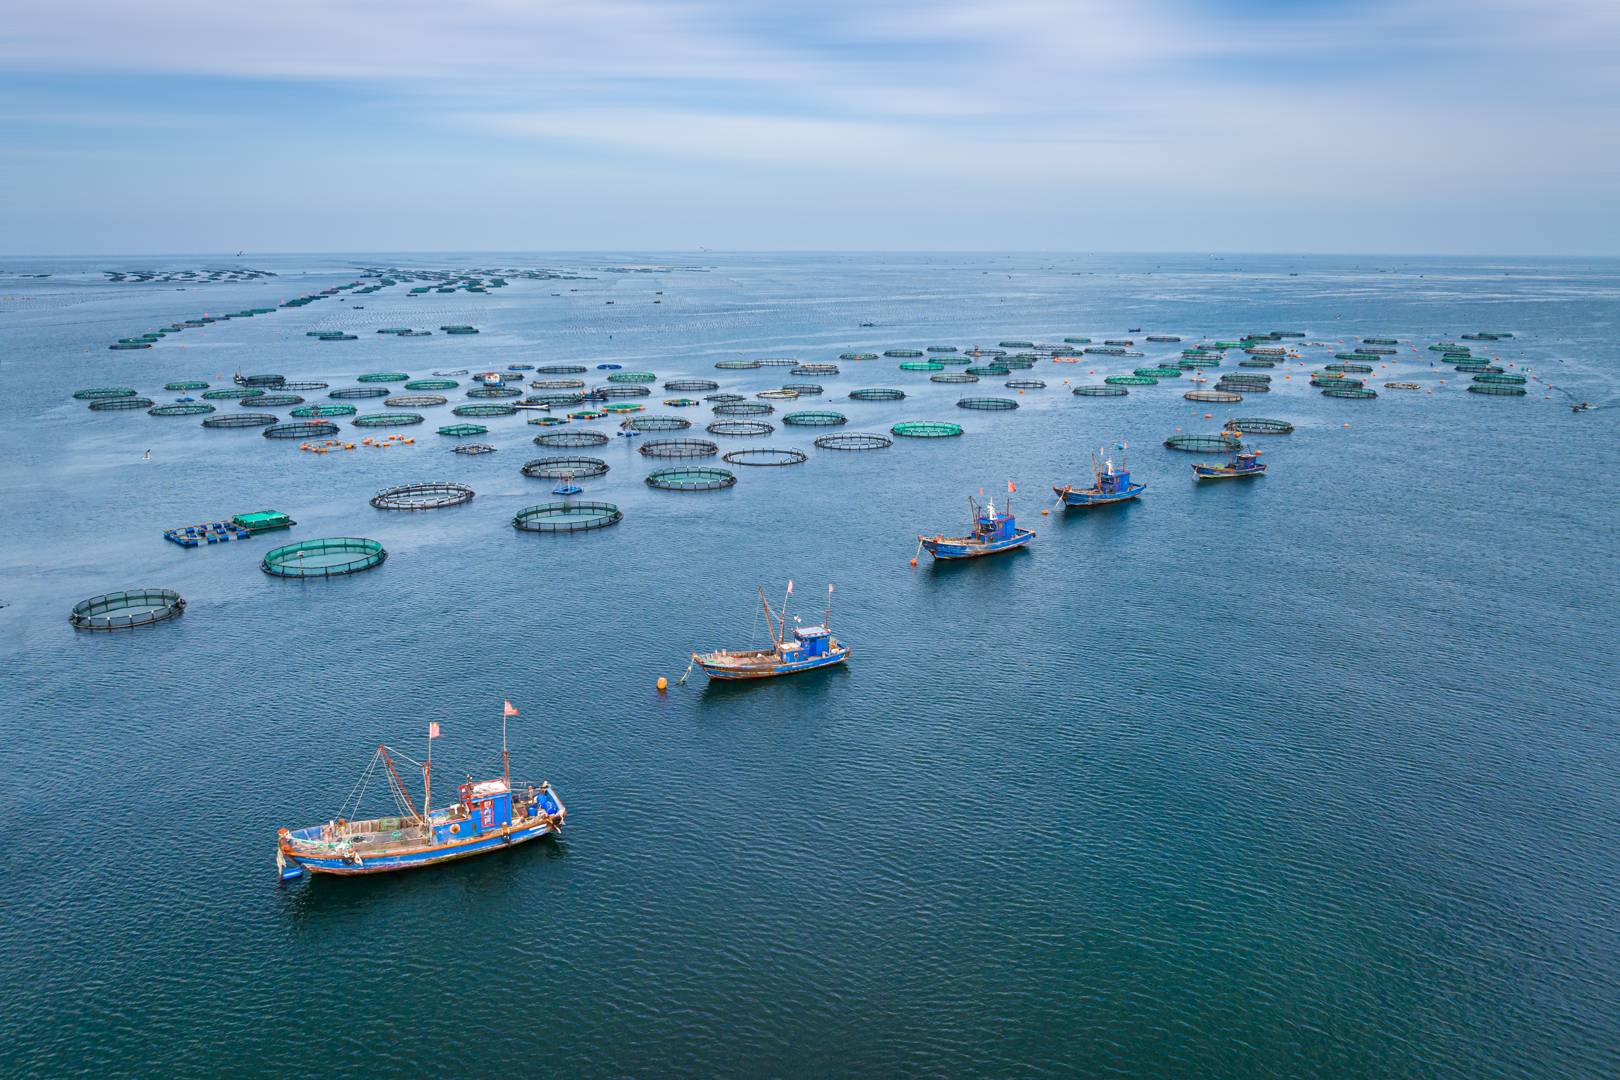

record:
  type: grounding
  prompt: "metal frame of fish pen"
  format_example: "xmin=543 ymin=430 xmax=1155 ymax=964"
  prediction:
xmin=848 ymin=388 xmax=906 ymax=401
xmin=535 ymin=430 xmax=611 ymax=448
xmin=589 ymin=385 xmax=652 ymax=401
xmin=453 ymin=443 xmax=497 ymax=456
xmin=261 ymin=537 xmax=387 ymax=578
xmin=840 ymin=353 xmax=878 ymax=361
xmin=781 ymin=383 xmax=823 ymax=396
xmin=625 ymin=415 xmax=693 ymax=432
xmin=1322 ymin=387 xmax=1378 ymax=399
xmin=452 ymin=404 xmax=516 ymax=418
xmin=814 ymin=432 xmax=892 ymax=451
xmin=406 ymin=379 xmax=459 ymax=391
xmin=89 ymin=396 xmax=155 ymax=411
xmin=1239 ymin=359 xmax=1276 ymax=368
xmin=723 ymin=447 xmax=808 ymax=467
xmin=370 ymin=481 xmax=475 ymax=511
xmin=957 ymin=397 xmax=1018 ymax=411
xmin=74 ymin=387 xmax=136 ymax=400
xmin=1475 ymin=373 xmax=1527 ymax=385
xmin=792 ymin=364 xmax=839 ymax=376
xmin=1312 ymin=377 xmax=1363 ymax=389
xmin=713 ymin=402 xmax=773 ymax=417
xmin=1215 ymin=381 xmax=1266 ymax=394
xmin=707 ymin=419 xmax=775 ymax=437
xmin=292 ymin=403 xmax=357 ymax=418
xmin=646 ymin=466 xmax=737 ymax=491
xmin=535 ymin=365 xmax=588 ymax=375
xmin=715 ymin=360 xmax=761 ymax=370
xmin=1466 ymin=384 xmax=1526 ymax=396
xmin=886 ymin=349 xmax=925 ymax=358
xmin=665 ymin=379 xmax=720 ymax=392
xmin=263 ymin=421 xmax=339 ymax=439
xmin=357 ymin=372 xmax=409 ymax=383
xmin=1005 ymin=379 xmax=1046 ymax=389
xmin=638 ymin=438 xmax=719 ymax=459
xmin=1164 ymin=434 xmax=1242 ymax=452
xmin=385 ymin=394 xmax=448 ymax=408
xmin=330 ymin=386 xmax=391 ymax=400
xmin=438 ymin=424 xmax=488 ymax=437
xmin=467 ymin=386 xmax=521 ymax=399
xmin=353 ymin=412 xmax=425 ymax=427
xmin=783 ymin=410 xmax=847 ymax=426
xmin=891 ymin=421 xmax=964 ymax=438
xmin=279 ymin=381 xmax=330 ymax=392
xmin=1073 ymin=386 xmax=1129 ymax=397
xmin=931 ymin=372 xmax=979 ymax=384
xmin=204 ymin=412 xmax=278 ymax=429
xmin=513 ymin=501 xmax=624 ymax=533
xmin=243 ymin=394 xmax=303 ymax=408
xmin=237 ymin=374 xmax=286 ymax=388
xmin=164 ymin=381 xmax=210 ymax=392
xmin=149 ymin=403 xmax=215 ymax=416
xmin=69 ymin=588 xmax=186 ymax=631
xmin=531 ymin=379 xmax=585 ymax=390
xmin=1224 ymin=417 xmax=1293 ymax=435
xmin=1188 ymin=390 xmax=1244 ymax=403
xmin=522 ymin=456 xmax=610 ymax=479
xmin=1326 ymin=364 xmax=1374 ymax=374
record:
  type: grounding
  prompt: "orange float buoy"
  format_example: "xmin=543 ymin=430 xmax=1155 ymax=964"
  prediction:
xmin=909 ymin=558 xmax=918 ymax=567
xmin=656 ymin=677 xmax=668 ymax=692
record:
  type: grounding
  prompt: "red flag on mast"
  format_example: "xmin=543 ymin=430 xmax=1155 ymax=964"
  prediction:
xmin=503 ymin=700 xmax=519 ymax=718
xmin=428 ymin=722 xmax=441 ymax=739
xmin=1008 ymin=480 xmax=1017 ymax=493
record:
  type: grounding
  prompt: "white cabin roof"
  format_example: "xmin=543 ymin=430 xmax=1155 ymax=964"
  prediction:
xmin=793 ymin=625 xmax=830 ymax=639
xmin=471 ymin=779 xmax=509 ymax=797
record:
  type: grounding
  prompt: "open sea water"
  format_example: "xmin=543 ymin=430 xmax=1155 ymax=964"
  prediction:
xmin=1 ymin=252 xmax=1617 ymax=1078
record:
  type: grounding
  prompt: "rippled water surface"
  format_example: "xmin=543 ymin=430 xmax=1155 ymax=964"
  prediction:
xmin=2 ymin=253 xmax=1617 ymax=1078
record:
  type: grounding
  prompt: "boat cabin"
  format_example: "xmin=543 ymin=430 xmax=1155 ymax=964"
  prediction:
xmin=1095 ymin=459 xmax=1134 ymax=495
xmin=786 ymin=625 xmax=834 ymax=658
xmin=974 ymin=503 xmax=1019 ymax=543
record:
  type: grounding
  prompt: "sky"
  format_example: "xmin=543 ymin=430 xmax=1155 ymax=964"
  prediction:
xmin=2 ymin=0 xmax=1617 ymax=255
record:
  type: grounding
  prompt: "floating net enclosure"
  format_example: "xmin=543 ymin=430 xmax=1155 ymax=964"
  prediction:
xmin=535 ymin=430 xmax=610 ymax=448
xmin=1364 ymin=337 xmax=1398 ymax=346
xmin=536 ymin=365 xmax=588 ymax=375
xmin=713 ymin=402 xmax=773 ymax=417
xmin=608 ymin=371 xmax=658 ymax=383
xmin=438 ymin=424 xmax=488 ymax=437
xmin=1312 ymin=377 xmax=1363 ymax=389
xmin=891 ymin=420 xmax=964 ymax=438
xmin=1239 ymin=359 xmax=1276 ymax=369
xmin=707 ymin=393 xmax=745 ymax=403
xmin=528 ymin=416 xmax=568 ymax=427
xmin=963 ymin=365 xmax=1009 ymax=377
xmin=1073 ymin=386 xmax=1129 ymax=397
xmin=1105 ymin=375 xmax=1156 ymax=386
xmin=88 ymin=396 xmax=155 ymax=412
xmin=931 ymin=356 xmax=972 ymax=366
xmin=603 ymin=403 xmax=645 ymax=416
xmin=238 ymin=374 xmax=286 ymax=388
xmin=793 ymin=363 xmax=839 ymax=376
xmin=1005 ymin=379 xmax=1046 ymax=389
xmin=524 ymin=393 xmax=585 ymax=408
xmin=646 ymin=466 xmax=737 ymax=491
xmin=523 ymin=456 xmax=610 ymax=479
xmin=292 ymin=403 xmax=357 ymax=418
xmin=1385 ymin=382 xmax=1422 ymax=391
xmin=781 ymin=383 xmax=823 ymax=395
xmin=1187 ymin=389 xmax=1244 ymax=403
xmin=149 ymin=403 xmax=215 ymax=416
xmin=1136 ymin=367 xmax=1182 ymax=379
xmin=568 ymin=409 xmax=608 ymax=421
xmin=931 ymin=372 xmax=978 ymax=384
xmin=245 ymin=394 xmax=303 ymax=408
xmin=531 ymin=379 xmax=586 ymax=390
xmin=370 ymin=481 xmax=475 ymax=510
xmin=467 ymin=386 xmax=521 ymax=399
xmin=755 ymin=358 xmax=799 ymax=368
xmin=886 ymin=349 xmax=925 ymax=358
xmin=279 ymin=381 xmax=329 ymax=392
xmin=783 ymin=410 xmax=847 ymax=426
xmin=385 ymin=394 xmax=447 ymax=408
xmin=840 ymin=352 xmax=879 ymax=361
xmin=264 ymin=421 xmax=339 ymax=439
xmin=927 ymin=345 xmax=960 ymax=353
xmin=756 ymin=390 xmax=798 ymax=401
xmin=262 ymin=537 xmax=387 ymax=578
xmin=590 ymin=385 xmax=652 ymax=400
xmin=1322 ymin=387 xmax=1378 ymax=399
xmin=849 ymin=388 xmax=906 ymax=401
xmin=357 ymin=372 xmax=409 ymax=383
xmin=353 ymin=412 xmax=425 ymax=427
xmin=1475 ymin=373 xmax=1527 ymax=385
xmin=899 ymin=361 xmax=945 ymax=372
xmin=204 ymin=413 xmax=278 ymax=429
xmin=708 ymin=419 xmax=774 ymax=437
xmin=1467 ymin=384 xmax=1526 ymax=396
xmin=1164 ymin=433 xmax=1242 ymax=452
xmin=1327 ymin=363 xmax=1374 ymax=374
xmin=1225 ymin=417 xmax=1293 ymax=434
xmin=453 ymin=443 xmax=497 ymax=456
xmin=69 ymin=588 xmax=185 ymax=631
xmin=715 ymin=360 xmax=761 ymax=370
xmin=814 ymin=432 xmax=892 ymax=451
xmin=453 ymin=404 xmax=516 ymax=418
xmin=723 ymin=447 xmax=808 ymax=466
xmin=405 ymin=379 xmax=459 ymax=391
xmin=163 ymin=381 xmax=209 ymax=392
xmin=664 ymin=398 xmax=700 ymax=407
xmin=330 ymin=386 xmax=391 ymax=400
xmin=626 ymin=415 xmax=692 ymax=432
xmin=514 ymin=501 xmax=623 ymax=532
xmin=1216 ymin=380 xmax=1266 ymax=394
xmin=639 ymin=438 xmax=719 ymax=459
xmin=204 ymin=388 xmax=262 ymax=401
xmin=956 ymin=397 xmax=1017 ymax=411
xmin=665 ymin=379 xmax=719 ymax=392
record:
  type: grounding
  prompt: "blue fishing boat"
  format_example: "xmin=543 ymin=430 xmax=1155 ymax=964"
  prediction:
xmin=276 ymin=702 xmax=564 ymax=878
xmin=1054 ymin=443 xmax=1146 ymax=507
xmin=691 ymin=583 xmax=848 ymax=680
xmin=918 ymin=489 xmax=1034 ymax=560
xmin=1192 ymin=448 xmax=1267 ymax=481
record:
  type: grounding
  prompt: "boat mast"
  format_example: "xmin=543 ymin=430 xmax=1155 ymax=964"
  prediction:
xmin=423 ymin=727 xmax=432 ymax=819
xmin=502 ymin=697 xmax=510 ymax=792
xmin=759 ymin=586 xmax=780 ymax=647
xmin=824 ymin=582 xmax=832 ymax=628
xmin=378 ymin=744 xmax=421 ymax=824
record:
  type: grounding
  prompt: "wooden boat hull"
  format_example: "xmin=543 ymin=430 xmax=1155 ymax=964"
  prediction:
xmin=1192 ymin=463 xmax=1266 ymax=481
xmin=1053 ymin=482 xmax=1146 ymax=507
xmin=693 ymin=646 xmax=849 ymax=680
xmin=919 ymin=529 xmax=1035 ymax=559
xmin=280 ymin=817 xmax=560 ymax=876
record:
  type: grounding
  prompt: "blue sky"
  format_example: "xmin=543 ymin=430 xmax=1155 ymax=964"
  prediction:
xmin=3 ymin=0 xmax=1617 ymax=254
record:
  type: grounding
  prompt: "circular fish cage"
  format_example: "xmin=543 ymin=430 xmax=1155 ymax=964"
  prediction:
xmin=608 ymin=371 xmax=658 ymax=383
xmin=886 ymin=349 xmax=924 ymax=358
xmin=898 ymin=361 xmax=945 ymax=372
xmin=1216 ymin=381 xmax=1266 ymax=394
xmin=1136 ymin=367 xmax=1182 ymax=379
xmin=264 ymin=421 xmax=339 ymax=439
xmin=1239 ymin=359 xmax=1277 ymax=368
xmin=467 ymin=386 xmax=521 ymax=399
xmin=535 ymin=430 xmax=610 ymax=448
xmin=69 ymin=588 xmax=185 ymax=631
xmin=814 ymin=432 xmax=892 ymax=451
xmin=370 ymin=481 xmax=475 ymax=510
xmin=891 ymin=421 xmax=964 ymax=438
xmin=453 ymin=404 xmax=516 ymax=418
xmin=590 ymin=385 xmax=652 ymax=400
xmin=783 ymin=410 xmax=847 ymax=426
xmin=1063 ymin=337 xmax=1092 ymax=345
xmin=1475 ymin=373 xmax=1528 ymax=385
xmin=261 ymin=537 xmax=387 ymax=578
xmin=1188 ymin=389 xmax=1244 ymax=402
xmin=957 ymin=397 xmax=1017 ymax=411
xmin=715 ymin=360 xmax=762 ymax=370
xmin=535 ymin=365 xmax=588 ymax=375
xmin=1456 ymin=364 xmax=1504 ymax=374
xmin=927 ymin=345 xmax=960 ymax=354
xmin=707 ymin=419 xmax=774 ymax=437
xmin=238 ymin=374 xmax=286 ymax=388
xmin=639 ymin=437 xmax=719 ymax=459
xmin=848 ymin=388 xmax=906 ymax=401
xmin=531 ymin=379 xmax=586 ymax=390
xmin=357 ymin=372 xmax=409 ymax=383
xmin=1224 ymin=417 xmax=1293 ymax=435
xmin=245 ymin=394 xmax=304 ymax=408
xmin=353 ymin=412 xmax=425 ymax=427
xmin=1220 ymin=372 xmax=1272 ymax=384
xmin=755 ymin=358 xmax=799 ymax=368
xmin=645 ymin=466 xmax=737 ymax=491
xmin=1072 ymin=386 xmax=1129 ymax=397
xmin=203 ymin=388 xmax=263 ymax=400
xmin=1385 ymin=382 xmax=1422 ymax=391
xmin=405 ymin=379 xmax=459 ymax=391
xmin=756 ymin=389 xmax=798 ymax=401
xmin=931 ymin=356 xmax=972 ymax=366
xmin=1145 ymin=335 xmax=1182 ymax=343
xmin=713 ymin=402 xmax=773 ymax=417
xmin=453 ymin=443 xmax=497 ymax=456
xmin=330 ymin=386 xmax=392 ymax=400
xmin=1322 ymin=387 xmax=1378 ymax=399
xmin=522 ymin=456 xmax=610 ymax=479
xmin=438 ymin=424 xmax=488 ymax=437
xmin=792 ymin=363 xmax=839 ymax=376
xmin=840 ymin=352 xmax=879 ymax=362
xmin=149 ymin=403 xmax=215 ymax=417
xmin=385 ymin=394 xmax=448 ymax=408
xmin=1326 ymin=363 xmax=1374 ymax=374
xmin=931 ymin=372 xmax=979 ymax=384
xmin=964 ymin=366 xmax=1010 ymax=378
xmin=625 ymin=415 xmax=692 ymax=432
xmin=1164 ymin=434 xmax=1242 ymax=452
xmin=706 ymin=393 xmax=745 ymax=403
xmin=164 ymin=381 xmax=209 ymax=392
xmin=291 ymin=403 xmax=357 ymax=418
xmin=1105 ymin=375 xmax=1157 ymax=386
xmin=1311 ymin=377 xmax=1363 ymax=389
xmin=723 ymin=447 xmax=808 ymax=467
xmin=1005 ymin=379 xmax=1046 ymax=389
xmin=204 ymin=413 xmax=278 ymax=429
xmin=1467 ymin=384 xmax=1527 ymax=396
xmin=525 ymin=393 xmax=585 ymax=408
xmin=664 ymin=398 xmax=700 ymax=407
xmin=781 ymin=383 xmax=823 ymax=396
xmin=89 ymin=396 xmax=154 ymax=411
xmin=279 ymin=381 xmax=330 ymax=392
xmin=665 ymin=379 xmax=719 ymax=392
xmin=513 ymin=501 xmax=623 ymax=533
xmin=999 ymin=340 xmax=1034 ymax=349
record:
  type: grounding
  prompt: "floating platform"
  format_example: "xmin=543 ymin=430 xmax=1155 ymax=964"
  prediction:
xmin=165 ymin=521 xmax=252 ymax=547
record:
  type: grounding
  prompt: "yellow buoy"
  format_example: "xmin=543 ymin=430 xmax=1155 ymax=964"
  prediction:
xmin=656 ymin=677 xmax=668 ymax=692
xmin=1040 ymin=508 xmax=1049 ymax=516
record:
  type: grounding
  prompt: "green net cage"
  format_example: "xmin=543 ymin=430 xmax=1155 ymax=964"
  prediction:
xmin=1106 ymin=375 xmax=1157 ymax=386
xmin=963 ymin=366 xmax=1009 ymax=377
xmin=353 ymin=412 xmax=426 ymax=427
xmin=292 ymin=403 xmax=357 ymax=418
xmin=524 ymin=394 xmax=585 ymax=408
xmin=357 ymin=372 xmax=409 ymax=383
xmin=898 ymin=361 xmax=944 ymax=372
xmin=931 ymin=356 xmax=972 ymax=366
xmin=590 ymin=385 xmax=652 ymax=401
xmin=1072 ymin=385 xmax=1129 ymax=397
xmin=625 ymin=415 xmax=692 ymax=432
xmin=1145 ymin=335 xmax=1182 ymax=343
xmin=89 ymin=396 xmax=155 ymax=411
xmin=1215 ymin=381 xmax=1265 ymax=394
xmin=645 ymin=466 xmax=737 ymax=491
xmin=715 ymin=360 xmax=762 ymax=370
xmin=1224 ymin=417 xmax=1293 ymax=434
xmin=263 ymin=421 xmax=339 ymax=439
xmin=1135 ymin=367 xmax=1182 ymax=378
xmin=1327 ymin=363 xmax=1374 ymax=374
xmin=848 ymin=388 xmax=906 ymax=401
xmin=439 ymin=423 xmax=488 ymax=437
xmin=1474 ymin=373 xmax=1527 ymax=385
xmin=926 ymin=345 xmax=959 ymax=353
xmin=261 ymin=537 xmax=386 ymax=578
xmin=639 ymin=438 xmax=719 ymax=459
xmin=815 ymin=432 xmax=892 ymax=450
xmin=891 ymin=421 xmax=964 ymax=438
xmin=1063 ymin=337 xmax=1092 ymax=345
xmin=452 ymin=404 xmax=515 ymax=418
xmin=203 ymin=388 xmax=263 ymax=400
xmin=755 ymin=358 xmax=799 ymax=368
xmin=1364 ymin=337 xmax=1398 ymax=346
xmin=164 ymin=381 xmax=209 ymax=392
xmin=713 ymin=402 xmax=773 ymax=417
xmin=405 ymin=379 xmax=459 ymax=391
xmin=279 ymin=381 xmax=328 ymax=392
xmin=1467 ymin=384 xmax=1526 ymax=396
xmin=149 ymin=403 xmax=215 ymax=416
xmin=385 ymin=394 xmax=448 ymax=408
xmin=513 ymin=501 xmax=623 ymax=532
xmin=723 ymin=447 xmax=808 ymax=466
xmin=931 ymin=372 xmax=979 ymax=384
xmin=330 ymin=386 xmax=391 ymax=400
xmin=1164 ymin=433 xmax=1242 ymax=452
xmin=536 ymin=430 xmax=610 ymax=447
xmin=238 ymin=374 xmax=286 ymax=388
xmin=467 ymin=386 xmax=522 ymax=399
xmin=245 ymin=394 xmax=303 ymax=408
xmin=532 ymin=379 xmax=587 ymax=390
xmin=783 ymin=410 xmax=847 ymax=426
xmin=707 ymin=393 xmax=745 ymax=403
xmin=370 ymin=481 xmax=475 ymax=510
xmin=665 ymin=379 xmax=719 ymax=392
xmin=608 ymin=371 xmax=658 ymax=383
xmin=708 ymin=419 xmax=774 ymax=437
xmin=956 ymin=397 xmax=1017 ymax=411
xmin=204 ymin=413 xmax=278 ymax=429
xmin=523 ymin=456 xmax=610 ymax=478
xmin=1322 ymin=387 xmax=1378 ymax=399
xmin=886 ymin=349 xmax=924 ymax=358
xmin=1187 ymin=389 xmax=1244 ymax=403
xmin=1239 ymin=359 xmax=1276 ymax=368
xmin=69 ymin=588 xmax=185 ymax=631
xmin=1005 ymin=379 xmax=1046 ymax=389
xmin=536 ymin=365 xmax=588 ymax=375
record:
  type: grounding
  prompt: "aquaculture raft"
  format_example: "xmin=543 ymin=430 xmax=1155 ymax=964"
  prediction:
xmin=723 ymin=447 xmax=808 ymax=466
xmin=645 ymin=467 xmax=737 ymax=491
xmin=522 ymin=456 xmax=609 ymax=479
xmin=815 ymin=432 xmax=892 ymax=450
xmin=708 ymin=420 xmax=774 ymax=437
xmin=205 ymin=413 xmax=278 ymax=429
xmin=149 ymin=403 xmax=215 ymax=416
xmin=624 ymin=415 xmax=692 ymax=432
xmin=453 ymin=443 xmax=497 ymax=456
xmin=1224 ymin=417 xmax=1293 ymax=435
xmin=1164 ymin=434 xmax=1242 ymax=452
xmin=957 ymin=397 xmax=1017 ymax=411
xmin=264 ymin=421 xmax=340 ymax=439
xmin=261 ymin=537 xmax=386 ymax=578
xmin=783 ymin=410 xmax=847 ymax=426
xmin=639 ymin=438 xmax=719 ymax=459
xmin=353 ymin=412 xmax=425 ymax=427
xmin=233 ymin=509 xmax=294 ymax=534
xmin=164 ymin=521 xmax=250 ymax=546
xmin=891 ymin=421 xmax=963 ymax=438
xmin=848 ymin=388 xmax=906 ymax=401
xmin=370 ymin=482 xmax=475 ymax=510
xmin=69 ymin=589 xmax=185 ymax=631
xmin=1322 ymin=387 xmax=1378 ymax=399
xmin=1186 ymin=390 xmax=1243 ymax=403
xmin=1073 ymin=386 xmax=1129 ymax=397
xmin=513 ymin=501 xmax=623 ymax=532
xmin=453 ymin=404 xmax=515 ymax=418
xmin=535 ymin=430 xmax=610 ymax=448
xmin=330 ymin=386 xmax=391 ymax=400
xmin=90 ymin=397 xmax=155 ymax=411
